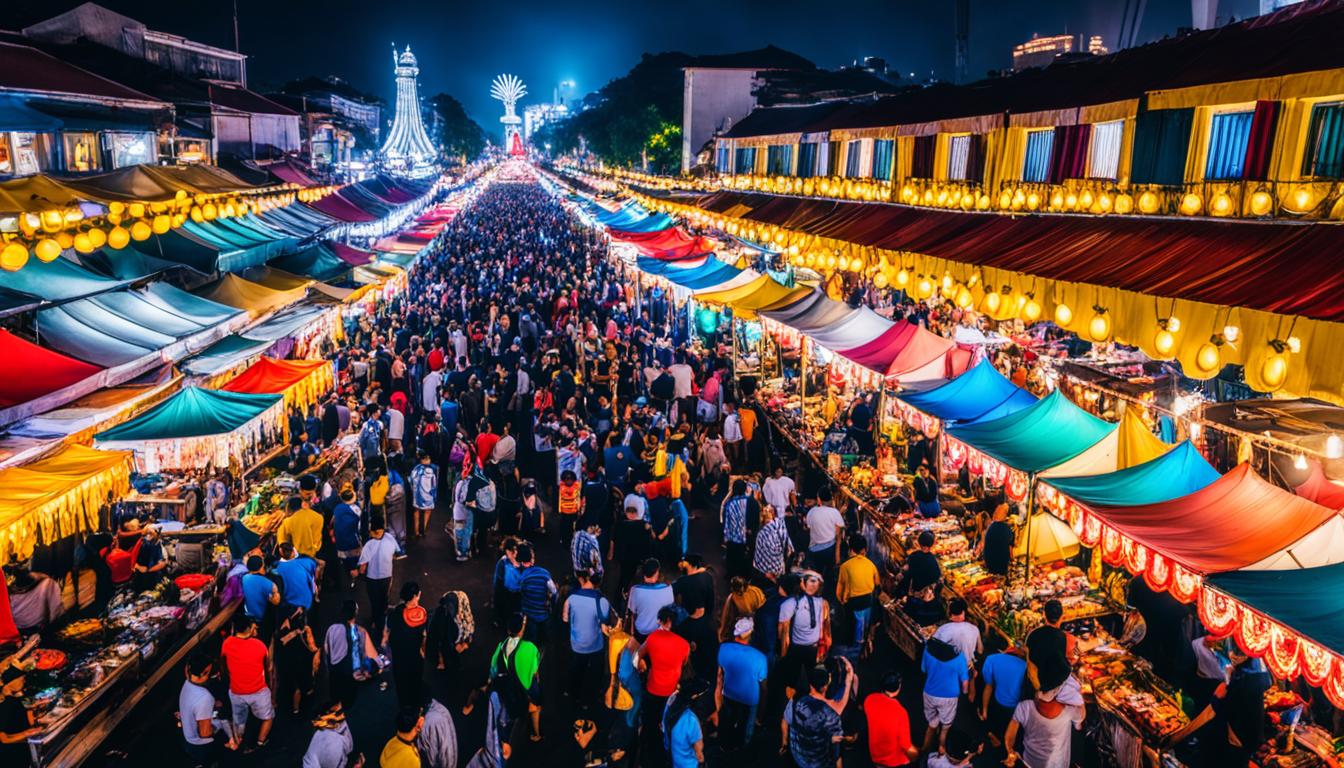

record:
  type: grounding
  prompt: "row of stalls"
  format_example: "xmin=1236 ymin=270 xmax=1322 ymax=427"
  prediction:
xmin=567 ymin=183 xmax=1344 ymax=768
xmin=0 ymin=173 xmax=475 ymax=765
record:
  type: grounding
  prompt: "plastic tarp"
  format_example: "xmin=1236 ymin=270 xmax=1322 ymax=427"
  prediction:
xmin=1044 ymin=440 xmax=1219 ymax=507
xmin=0 ymin=255 xmax=128 ymax=302
xmin=97 ymin=387 xmax=281 ymax=441
xmin=256 ymin=206 xmax=330 ymax=238
xmin=833 ymin=321 xmax=918 ymax=372
xmin=690 ymin=269 xmax=760 ymax=296
xmin=198 ymin=273 xmax=307 ymax=317
xmin=307 ymin=192 xmax=376 ymax=223
xmin=761 ymin=291 xmax=860 ymax=334
xmin=0 ymin=330 xmax=101 ymax=408
xmin=239 ymin=266 xmax=313 ymax=293
xmin=899 ymin=358 xmax=1037 ymax=424
xmin=36 ymin=305 xmax=158 ymax=366
xmin=132 ymin=230 xmax=226 ymax=274
xmin=1082 ymin=463 xmax=1344 ymax=573
xmin=78 ymin=245 xmax=192 ymax=280
xmin=327 ymin=241 xmax=375 ymax=266
xmin=886 ymin=325 xmax=960 ymax=383
xmin=180 ymin=335 xmax=272 ymax=376
xmin=658 ymin=261 xmax=744 ymax=291
xmin=268 ymin=244 xmax=350 ymax=282
xmin=1038 ymin=409 xmax=1171 ymax=478
xmin=1013 ymin=513 xmax=1080 ymax=563
xmin=1205 ymin=564 xmax=1344 ymax=656
xmin=799 ymin=307 xmax=894 ymax=351
xmin=1294 ymin=460 xmax=1344 ymax=509
xmin=222 ymin=357 xmax=331 ymax=395
xmin=87 ymin=290 xmax=209 ymax=337
xmin=692 ymin=274 xmax=810 ymax=321
xmin=0 ymin=444 xmax=132 ymax=563
xmin=140 ymin=282 xmax=243 ymax=326
xmin=948 ymin=389 xmax=1117 ymax=474
xmin=636 ymin=253 xmax=712 ymax=272
xmin=608 ymin=212 xmax=673 ymax=234
xmin=244 ymin=305 xmax=330 ymax=341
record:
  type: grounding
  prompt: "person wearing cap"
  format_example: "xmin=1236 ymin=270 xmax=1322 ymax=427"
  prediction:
xmin=778 ymin=571 xmax=830 ymax=698
xmin=863 ymin=671 xmax=917 ymax=767
xmin=279 ymin=494 xmax=325 ymax=560
xmin=131 ymin=523 xmax=167 ymax=591
xmin=716 ymin=616 xmax=769 ymax=751
xmin=385 ymin=581 xmax=428 ymax=709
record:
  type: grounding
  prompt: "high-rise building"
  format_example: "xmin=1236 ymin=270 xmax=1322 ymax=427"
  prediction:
xmin=380 ymin=45 xmax=437 ymax=170
xmin=1012 ymin=33 xmax=1107 ymax=71
xmin=523 ymin=103 xmax=568 ymax=144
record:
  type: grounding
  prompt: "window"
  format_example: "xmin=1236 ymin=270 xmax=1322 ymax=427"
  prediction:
xmin=734 ymin=147 xmax=757 ymax=174
xmin=766 ymin=144 xmax=793 ymax=175
xmin=797 ymin=142 xmax=819 ymax=177
xmin=716 ymin=146 xmax=731 ymax=173
xmin=844 ymin=140 xmax=863 ymax=177
xmin=1088 ymin=120 xmax=1123 ymax=179
xmin=873 ymin=139 xmax=894 ymax=181
xmin=911 ymin=135 xmax=936 ymax=178
xmin=947 ymin=135 xmax=971 ymax=180
xmin=1302 ymin=102 xmax=1344 ymax=179
xmin=825 ymin=141 xmax=841 ymax=175
xmin=1022 ymin=129 xmax=1054 ymax=183
xmin=1204 ymin=110 xmax=1254 ymax=180
xmin=109 ymin=132 xmax=155 ymax=169
xmin=62 ymin=132 xmax=100 ymax=172
xmin=1130 ymin=108 xmax=1195 ymax=187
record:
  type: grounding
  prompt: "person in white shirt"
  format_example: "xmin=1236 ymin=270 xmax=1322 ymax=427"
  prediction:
xmin=932 ymin=598 xmax=983 ymax=698
xmin=623 ymin=491 xmax=648 ymax=521
xmin=804 ymin=487 xmax=846 ymax=580
xmin=722 ymin=402 xmax=744 ymax=468
xmin=385 ymin=407 xmax=405 ymax=453
xmin=421 ymin=369 xmax=442 ymax=413
xmin=358 ymin=519 xmax=401 ymax=638
xmin=1190 ymin=634 xmax=1231 ymax=707
xmin=761 ymin=466 xmax=797 ymax=513
xmin=1004 ymin=677 xmax=1085 ymax=768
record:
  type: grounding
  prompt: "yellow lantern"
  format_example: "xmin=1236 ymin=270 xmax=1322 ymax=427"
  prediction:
xmin=917 ymin=275 xmax=935 ymax=299
xmin=1249 ymin=189 xmax=1274 ymax=216
xmin=1290 ymin=187 xmax=1315 ymax=213
xmin=1054 ymin=302 xmax=1073 ymax=326
xmin=998 ymin=190 xmax=1013 ymax=209
xmin=1079 ymin=189 xmax=1094 ymax=209
xmin=73 ymin=232 xmax=94 ymax=254
xmin=922 ymin=188 xmax=935 ymax=205
xmin=1138 ymin=190 xmax=1159 ymax=214
xmin=1087 ymin=308 xmax=1111 ymax=341
xmin=40 ymin=210 xmax=64 ymax=233
xmin=1261 ymin=351 xmax=1289 ymax=390
xmin=1 ymin=242 xmax=29 ymax=272
xmin=960 ymin=193 xmax=974 ymax=211
xmin=900 ymin=184 xmax=914 ymax=203
xmin=1064 ymin=192 xmax=1078 ymax=210
xmin=1098 ymin=192 xmax=1113 ymax=213
xmin=1026 ymin=192 xmax=1041 ymax=211
xmin=1154 ymin=329 xmax=1176 ymax=357
xmin=1195 ymin=340 xmax=1222 ymax=374
xmin=1210 ymin=192 xmax=1233 ymax=217
xmin=203 ymin=203 xmax=218 ymax=221
xmin=837 ymin=255 xmax=850 ymax=272
xmin=56 ymin=232 xmax=73 ymax=249
xmin=128 ymin=202 xmax=146 ymax=219
xmin=848 ymin=256 xmax=863 ymax=273
xmin=34 ymin=237 xmax=62 ymax=262
xmin=804 ymin=251 xmax=817 ymax=268
xmin=130 ymin=221 xmax=152 ymax=241
xmin=1049 ymin=190 xmax=1065 ymax=210
xmin=955 ymin=285 xmax=973 ymax=309
xmin=1179 ymin=192 xmax=1202 ymax=216
xmin=88 ymin=228 xmax=107 ymax=248
xmin=984 ymin=290 xmax=1002 ymax=314
xmin=108 ymin=226 xmax=130 ymax=249
xmin=873 ymin=271 xmax=889 ymax=289
xmin=1022 ymin=297 xmax=1042 ymax=323
xmin=825 ymin=253 xmax=838 ymax=270
xmin=976 ymin=194 xmax=991 ymax=211
xmin=152 ymin=215 xmax=171 ymax=234
xmin=108 ymin=201 xmax=126 ymax=216
xmin=1114 ymin=193 xmax=1134 ymax=215
xmin=190 ymin=207 xmax=204 ymax=223
xmin=941 ymin=272 xmax=954 ymax=292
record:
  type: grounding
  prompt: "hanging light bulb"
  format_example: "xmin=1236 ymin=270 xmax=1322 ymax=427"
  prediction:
xmin=108 ymin=226 xmax=130 ymax=249
xmin=1294 ymin=453 xmax=1309 ymax=471
xmin=0 ymin=242 xmax=29 ymax=272
xmin=955 ymin=285 xmax=973 ymax=309
xmin=1328 ymin=435 xmax=1344 ymax=460
xmin=1261 ymin=343 xmax=1289 ymax=390
xmin=1088 ymin=307 xmax=1111 ymax=341
xmin=1154 ymin=328 xmax=1176 ymax=357
xmin=34 ymin=238 xmax=62 ymax=262
xmin=896 ymin=268 xmax=910 ymax=287
xmin=1054 ymin=302 xmax=1073 ymax=326
xmin=1223 ymin=325 xmax=1240 ymax=343
xmin=1195 ymin=340 xmax=1222 ymax=374
xmin=72 ymin=232 xmax=94 ymax=254
xmin=1022 ymin=295 xmax=1042 ymax=323
xmin=87 ymin=228 xmax=107 ymax=249
xmin=130 ymin=221 xmax=152 ymax=241
xmin=1288 ymin=336 xmax=1302 ymax=354
xmin=984 ymin=290 xmax=1002 ymax=314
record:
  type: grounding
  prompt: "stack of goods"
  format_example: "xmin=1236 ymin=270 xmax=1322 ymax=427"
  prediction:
xmin=240 ymin=476 xmax=299 ymax=533
xmin=1080 ymin=649 xmax=1190 ymax=742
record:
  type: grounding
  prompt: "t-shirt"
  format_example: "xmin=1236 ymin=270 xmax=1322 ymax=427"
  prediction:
xmin=932 ymin=620 xmax=981 ymax=667
xmin=666 ymin=708 xmax=703 ymax=768
xmin=359 ymin=536 xmax=399 ymax=580
xmin=565 ymin=588 xmax=611 ymax=654
xmin=278 ymin=508 xmax=325 ymax=558
xmin=275 ymin=557 xmax=317 ymax=609
xmin=762 ymin=476 xmax=796 ymax=512
xmin=241 ymin=572 xmax=276 ymax=619
xmin=1027 ymin=625 xmax=1068 ymax=677
xmin=788 ymin=695 xmax=843 ymax=768
xmin=627 ymin=582 xmax=674 ymax=636
xmin=643 ymin=629 xmax=690 ymax=697
xmin=982 ymin=652 xmax=1029 ymax=709
xmin=982 ymin=520 xmax=1014 ymax=576
xmin=1012 ymin=700 xmax=1084 ymax=768
xmin=836 ymin=555 xmax=880 ymax=603
xmin=518 ymin=566 xmax=556 ymax=621
xmin=780 ymin=594 xmax=826 ymax=646
xmin=379 ymin=736 xmax=421 ymax=768
xmin=718 ymin=642 xmax=768 ymax=705
xmin=906 ymin=550 xmax=942 ymax=592
xmin=673 ymin=571 xmax=715 ymax=615
xmin=921 ymin=648 xmax=969 ymax=699
xmin=221 ymin=635 xmax=268 ymax=695
xmin=387 ymin=604 xmax=427 ymax=663
xmin=491 ymin=637 xmax=541 ymax=689
xmin=179 ymin=680 xmax=216 ymax=745
xmin=863 ymin=693 xmax=914 ymax=767
xmin=805 ymin=505 xmax=845 ymax=550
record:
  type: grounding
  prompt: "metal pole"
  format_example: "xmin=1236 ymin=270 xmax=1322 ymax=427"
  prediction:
xmin=1021 ymin=473 xmax=1036 ymax=584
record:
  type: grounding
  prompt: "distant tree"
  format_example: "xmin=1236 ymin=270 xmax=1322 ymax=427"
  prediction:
xmin=428 ymin=93 xmax=487 ymax=163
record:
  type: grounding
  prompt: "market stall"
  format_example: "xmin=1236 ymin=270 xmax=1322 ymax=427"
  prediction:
xmin=93 ymin=387 xmax=285 ymax=473
xmin=219 ymin=356 xmax=334 ymax=411
xmin=0 ymin=445 xmax=133 ymax=564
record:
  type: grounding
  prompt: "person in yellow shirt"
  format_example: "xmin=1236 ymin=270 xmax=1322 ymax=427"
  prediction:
xmin=379 ymin=707 xmax=423 ymax=767
xmin=277 ymin=496 xmax=325 ymax=559
xmin=836 ymin=534 xmax=882 ymax=653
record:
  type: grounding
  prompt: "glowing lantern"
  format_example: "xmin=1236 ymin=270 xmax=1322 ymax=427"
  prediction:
xmin=108 ymin=226 xmax=130 ymax=249
xmin=1114 ymin=193 xmax=1134 ymax=214
xmin=1026 ymin=192 xmax=1040 ymax=210
xmin=847 ymin=256 xmax=863 ymax=273
xmin=1022 ymin=297 xmax=1042 ymax=323
xmin=1097 ymin=193 xmax=1113 ymax=213
xmin=152 ymin=215 xmax=171 ymax=235
xmin=1195 ymin=340 xmax=1222 ymax=374
xmin=34 ymin=238 xmax=62 ymax=262
xmin=1064 ymin=192 xmax=1078 ymax=210
xmin=56 ymin=232 xmax=73 ymax=249
xmin=1087 ymin=308 xmax=1111 ymax=341
xmin=896 ymin=268 xmax=910 ymax=287
xmin=941 ymin=273 xmax=954 ymax=292
xmin=1138 ymin=190 xmax=1159 ymax=214
xmin=1291 ymin=187 xmax=1315 ymax=213
xmin=1210 ymin=192 xmax=1233 ymax=216
xmin=1049 ymin=190 xmax=1064 ymax=210
xmin=836 ymin=255 xmax=850 ymax=272
xmin=130 ymin=221 xmax=152 ymax=241
xmin=984 ymin=290 xmax=1002 ymax=314
xmin=202 ymin=203 xmax=218 ymax=220
xmin=128 ymin=202 xmax=146 ymax=219
xmin=954 ymin=285 xmax=973 ymax=309
xmin=916 ymin=275 xmax=935 ymax=299
xmin=998 ymin=190 xmax=1013 ymax=209
xmin=1249 ymin=189 xmax=1274 ymax=216
xmin=40 ymin=210 xmax=64 ymax=232
xmin=1154 ymin=328 xmax=1176 ymax=357
xmin=873 ymin=271 xmax=889 ymax=289
xmin=108 ymin=201 xmax=126 ymax=216
xmin=1179 ymin=192 xmax=1202 ymax=216
xmin=1079 ymin=189 xmax=1094 ymax=209
xmin=1223 ymin=325 xmax=1240 ymax=343
xmin=977 ymin=194 xmax=991 ymax=211
xmin=1261 ymin=350 xmax=1289 ymax=390
xmin=88 ymin=228 xmax=107 ymax=248
xmin=0 ymin=242 xmax=29 ymax=272
xmin=73 ymin=232 xmax=94 ymax=254
xmin=1054 ymin=302 xmax=1073 ymax=326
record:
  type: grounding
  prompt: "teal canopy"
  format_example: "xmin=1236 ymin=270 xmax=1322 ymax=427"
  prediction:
xmin=270 ymin=243 xmax=351 ymax=282
xmin=80 ymin=245 xmax=194 ymax=280
xmin=96 ymin=387 xmax=281 ymax=441
xmin=1207 ymin=564 xmax=1344 ymax=655
xmin=140 ymin=282 xmax=243 ymax=325
xmin=899 ymin=358 xmax=1037 ymax=424
xmin=0 ymin=255 xmax=128 ymax=302
xmin=1043 ymin=441 xmax=1219 ymax=506
xmin=180 ymin=335 xmax=273 ymax=376
xmin=947 ymin=389 xmax=1116 ymax=474
xmin=610 ymin=212 xmax=673 ymax=233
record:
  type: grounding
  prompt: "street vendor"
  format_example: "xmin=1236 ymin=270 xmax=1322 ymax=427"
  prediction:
xmin=0 ymin=663 xmax=42 ymax=764
xmin=974 ymin=503 xmax=1015 ymax=577
xmin=131 ymin=525 xmax=168 ymax=591
xmin=912 ymin=465 xmax=940 ymax=518
xmin=1165 ymin=645 xmax=1271 ymax=767
xmin=5 ymin=566 xmax=63 ymax=633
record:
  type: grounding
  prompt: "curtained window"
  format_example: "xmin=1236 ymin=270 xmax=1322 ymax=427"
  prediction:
xmin=965 ymin=134 xmax=986 ymax=183
xmin=947 ymin=135 xmax=971 ymax=180
xmin=766 ymin=144 xmax=793 ymax=175
xmin=844 ymin=140 xmax=863 ymax=177
xmin=1048 ymin=123 xmax=1092 ymax=184
xmin=797 ymin=142 xmax=819 ymax=177
xmin=716 ymin=146 xmax=731 ymax=173
xmin=734 ymin=147 xmax=757 ymax=174
xmin=1130 ymin=108 xmax=1195 ymax=187
xmin=1022 ymin=129 xmax=1054 ymax=183
xmin=910 ymin=135 xmax=936 ymax=178
xmin=872 ymin=139 xmax=894 ymax=181
xmin=826 ymin=140 xmax=842 ymax=175
xmin=1204 ymin=110 xmax=1254 ymax=180
xmin=1302 ymin=102 xmax=1344 ymax=179
xmin=1088 ymin=120 xmax=1123 ymax=179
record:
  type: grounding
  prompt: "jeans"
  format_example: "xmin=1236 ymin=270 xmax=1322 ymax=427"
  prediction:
xmin=454 ymin=516 xmax=473 ymax=558
xmin=845 ymin=593 xmax=874 ymax=645
xmin=719 ymin=697 xmax=758 ymax=749
xmin=366 ymin=576 xmax=390 ymax=639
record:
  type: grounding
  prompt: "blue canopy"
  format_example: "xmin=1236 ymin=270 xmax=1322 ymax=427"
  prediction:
xmin=899 ymin=358 xmax=1037 ymax=424
xmin=96 ymin=387 xmax=281 ymax=441
xmin=947 ymin=389 xmax=1116 ymax=474
xmin=653 ymin=260 xmax=743 ymax=290
xmin=609 ymin=212 xmax=673 ymax=233
xmin=1043 ymin=441 xmax=1219 ymax=506
xmin=1207 ymin=563 xmax=1344 ymax=655
xmin=0 ymin=256 xmax=128 ymax=302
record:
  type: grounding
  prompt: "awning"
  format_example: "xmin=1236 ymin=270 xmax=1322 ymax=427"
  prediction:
xmin=242 ymin=304 xmax=331 ymax=341
xmin=900 ymin=358 xmax=1038 ymax=424
xmin=692 ymin=274 xmax=810 ymax=321
xmin=267 ymin=244 xmax=350 ymax=282
xmin=197 ymin=273 xmax=307 ymax=317
xmin=0 ymin=444 xmax=133 ymax=563
xmin=886 ymin=325 xmax=961 ymax=385
xmin=220 ymin=357 xmax=333 ymax=409
xmin=0 ymin=255 xmax=128 ymax=302
xmin=327 ymin=241 xmax=375 ymax=266
xmin=799 ymin=307 xmax=894 ymax=351
xmin=761 ymin=291 xmax=859 ymax=332
xmin=608 ymin=212 xmax=674 ymax=234
xmin=0 ymin=95 xmax=62 ymax=132
xmin=96 ymin=387 xmax=280 ymax=441
xmin=1038 ymin=408 xmax=1172 ymax=478
xmin=1295 ymin=460 xmax=1344 ymax=509
xmin=1205 ymin=564 xmax=1344 ymax=658
xmin=0 ymin=329 xmax=101 ymax=408
xmin=180 ymin=334 xmax=273 ymax=377
xmin=948 ymin=389 xmax=1117 ymax=474
xmin=1044 ymin=440 xmax=1219 ymax=507
xmin=37 ymin=304 xmax=159 ymax=366
xmin=140 ymin=282 xmax=244 ymax=326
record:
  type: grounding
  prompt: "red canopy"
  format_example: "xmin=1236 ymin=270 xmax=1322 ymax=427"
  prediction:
xmin=835 ymin=321 xmax=917 ymax=371
xmin=0 ymin=329 xmax=101 ymax=408
xmin=326 ymin=241 xmax=375 ymax=266
xmin=307 ymin=192 xmax=376 ymax=223
xmin=888 ymin=325 xmax=959 ymax=378
xmin=222 ymin=357 xmax=330 ymax=395
xmin=611 ymin=228 xmax=716 ymax=259
xmin=1295 ymin=460 xmax=1344 ymax=509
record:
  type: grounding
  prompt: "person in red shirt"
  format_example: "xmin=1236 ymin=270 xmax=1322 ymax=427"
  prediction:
xmin=220 ymin=616 xmax=274 ymax=749
xmin=864 ymin=671 xmax=918 ymax=767
xmin=637 ymin=605 xmax=690 ymax=764
xmin=475 ymin=421 xmax=500 ymax=469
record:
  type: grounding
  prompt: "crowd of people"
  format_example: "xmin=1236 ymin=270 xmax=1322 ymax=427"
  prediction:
xmin=149 ymin=166 xmax=1272 ymax=768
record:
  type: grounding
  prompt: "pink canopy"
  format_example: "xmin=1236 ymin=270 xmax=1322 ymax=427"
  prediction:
xmin=834 ymin=321 xmax=916 ymax=372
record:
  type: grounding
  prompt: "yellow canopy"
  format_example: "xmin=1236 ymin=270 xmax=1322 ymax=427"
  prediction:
xmin=1116 ymin=406 xmax=1172 ymax=470
xmin=693 ymin=274 xmax=811 ymax=320
xmin=199 ymin=273 xmax=308 ymax=317
xmin=0 ymin=175 xmax=87 ymax=214
xmin=0 ymin=444 xmax=133 ymax=562
xmin=1013 ymin=511 xmax=1081 ymax=564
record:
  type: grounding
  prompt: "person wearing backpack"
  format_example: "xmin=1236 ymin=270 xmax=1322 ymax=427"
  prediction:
xmin=465 ymin=463 xmax=497 ymax=557
xmin=562 ymin=568 xmax=612 ymax=710
xmin=488 ymin=613 xmax=543 ymax=743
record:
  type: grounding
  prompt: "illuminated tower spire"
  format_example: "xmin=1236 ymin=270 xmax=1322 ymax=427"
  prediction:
xmin=492 ymin=74 xmax=527 ymax=156
xmin=381 ymin=44 xmax=436 ymax=167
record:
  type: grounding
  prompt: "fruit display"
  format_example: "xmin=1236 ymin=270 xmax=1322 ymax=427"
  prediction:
xmin=31 ymin=649 xmax=67 ymax=671
xmin=1094 ymin=672 xmax=1188 ymax=740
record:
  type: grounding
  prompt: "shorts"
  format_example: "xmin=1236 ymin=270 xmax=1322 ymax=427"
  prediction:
xmin=922 ymin=692 xmax=957 ymax=727
xmin=229 ymin=688 xmax=275 ymax=725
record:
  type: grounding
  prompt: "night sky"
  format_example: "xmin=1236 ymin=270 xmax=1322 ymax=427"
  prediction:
xmin=16 ymin=0 xmax=1263 ymax=125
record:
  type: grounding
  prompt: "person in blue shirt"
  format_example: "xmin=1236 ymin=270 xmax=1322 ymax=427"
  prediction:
xmin=921 ymin=637 xmax=970 ymax=753
xmin=979 ymin=635 xmax=1029 ymax=746
xmin=664 ymin=678 xmax=710 ymax=768
xmin=516 ymin=545 xmax=556 ymax=643
xmin=273 ymin=543 xmax=317 ymax=610
xmin=241 ymin=554 xmax=280 ymax=641
xmin=332 ymin=487 xmax=362 ymax=588
xmin=561 ymin=569 xmax=612 ymax=710
xmin=716 ymin=617 xmax=769 ymax=750
xmin=603 ymin=434 xmax=635 ymax=493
